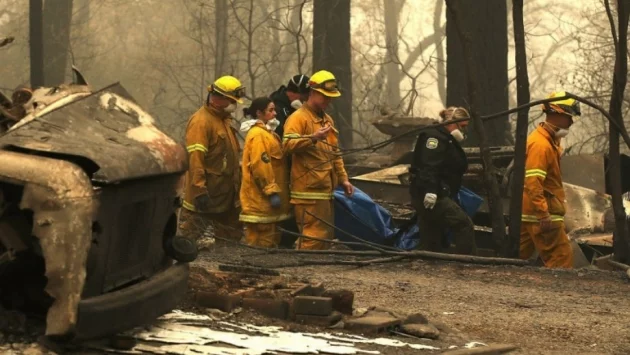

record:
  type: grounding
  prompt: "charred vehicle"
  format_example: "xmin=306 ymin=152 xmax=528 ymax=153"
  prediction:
xmin=0 ymin=74 xmax=193 ymax=340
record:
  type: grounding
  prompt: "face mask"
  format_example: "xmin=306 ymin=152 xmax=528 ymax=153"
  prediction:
xmin=291 ymin=100 xmax=303 ymax=109
xmin=545 ymin=122 xmax=570 ymax=138
xmin=555 ymin=128 xmax=570 ymax=138
xmin=224 ymin=103 xmax=236 ymax=113
xmin=266 ymin=118 xmax=280 ymax=131
xmin=450 ymin=129 xmax=465 ymax=142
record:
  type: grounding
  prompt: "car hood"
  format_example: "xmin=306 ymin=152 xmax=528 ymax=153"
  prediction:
xmin=0 ymin=82 xmax=186 ymax=183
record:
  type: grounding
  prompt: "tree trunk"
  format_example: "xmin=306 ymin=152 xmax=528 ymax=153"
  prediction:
xmin=608 ymin=0 xmax=630 ymax=262
xmin=42 ymin=0 xmax=73 ymax=86
xmin=29 ymin=0 xmax=45 ymax=88
xmin=433 ymin=0 xmax=446 ymax=104
xmin=214 ymin=0 xmax=229 ymax=78
xmin=507 ymin=0 xmax=531 ymax=258
xmin=384 ymin=0 xmax=402 ymax=110
xmin=446 ymin=0 xmax=510 ymax=147
xmin=312 ymin=0 xmax=353 ymax=148
xmin=446 ymin=0 xmax=507 ymax=254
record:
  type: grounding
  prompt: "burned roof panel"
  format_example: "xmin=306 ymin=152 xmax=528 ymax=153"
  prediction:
xmin=0 ymin=83 xmax=186 ymax=183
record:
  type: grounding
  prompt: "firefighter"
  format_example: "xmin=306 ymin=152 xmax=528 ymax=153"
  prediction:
xmin=238 ymin=97 xmax=291 ymax=247
xmin=269 ymin=74 xmax=310 ymax=247
xmin=282 ymin=70 xmax=354 ymax=250
xmin=179 ymin=75 xmax=245 ymax=243
xmin=409 ymin=107 xmax=477 ymax=255
xmin=520 ymin=91 xmax=581 ymax=268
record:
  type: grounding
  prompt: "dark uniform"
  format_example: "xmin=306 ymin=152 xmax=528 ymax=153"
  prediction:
xmin=409 ymin=125 xmax=476 ymax=254
xmin=269 ymin=86 xmax=293 ymax=139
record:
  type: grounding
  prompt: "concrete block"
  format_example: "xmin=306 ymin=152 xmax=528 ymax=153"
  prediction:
xmin=322 ymin=289 xmax=354 ymax=315
xmin=194 ymin=291 xmax=240 ymax=312
xmin=295 ymin=311 xmax=343 ymax=326
xmin=344 ymin=316 xmax=401 ymax=334
xmin=243 ymin=298 xmax=289 ymax=319
xmin=293 ymin=296 xmax=333 ymax=316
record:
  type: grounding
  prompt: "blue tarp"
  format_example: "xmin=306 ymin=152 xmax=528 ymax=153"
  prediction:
xmin=333 ymin=186 xmax=483 ymax=251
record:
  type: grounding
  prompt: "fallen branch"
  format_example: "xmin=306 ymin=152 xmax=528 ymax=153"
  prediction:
xmin=278 ymin=227 xmax=389 ymax=252
xmin=264 ymin=256 xmax=407 ymax=268
xmin=258 ymin=246 xmax=530 ymax=266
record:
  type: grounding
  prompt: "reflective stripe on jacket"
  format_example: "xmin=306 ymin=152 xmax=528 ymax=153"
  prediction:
xmin=282 ymin=104 xmax=348 ymax=203
xmin=239 ymin=122 xmax=291 ymax=223
xmin=183 ymin=105 xmax=241 ymax=214
xmin=522 ymin=123 xmax=566 ymax=222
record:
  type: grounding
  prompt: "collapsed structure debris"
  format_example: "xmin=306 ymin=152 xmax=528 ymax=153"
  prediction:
xmin=0 ymin=76 xmax=191 ymax=341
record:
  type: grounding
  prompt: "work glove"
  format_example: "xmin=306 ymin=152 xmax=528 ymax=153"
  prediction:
xmin=194 ymin=193 xmax=211 ymax=212
xmin=269 ymin=193 xmax=281 ymax=209
xmin=423 ymin=193 xmax=437 ymax=210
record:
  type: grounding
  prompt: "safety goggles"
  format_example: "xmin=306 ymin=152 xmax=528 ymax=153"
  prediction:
xmin=309 ymin=80 xmax=339 ymax=94
xmin=214 ymin=85 xmax=246 ymax=100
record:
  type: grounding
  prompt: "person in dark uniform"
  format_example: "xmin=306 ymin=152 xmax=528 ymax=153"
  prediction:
xmin=409 ymin=106 xmax=477 ymax=255
xmin=269 ymin=74 xmax=310 ymax=138
xmin=269 ymin=74 xmax=309 ymax=247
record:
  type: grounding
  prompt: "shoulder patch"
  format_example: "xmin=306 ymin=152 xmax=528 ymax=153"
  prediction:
xmin=261 ymin=152 xmax=271 ymax=163
xmin=426 ymin=137 xmax=439 ymax=149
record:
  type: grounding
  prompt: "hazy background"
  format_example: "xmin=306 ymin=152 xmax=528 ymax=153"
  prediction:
xmin=0 ymin=0 xmax=626 ymax=154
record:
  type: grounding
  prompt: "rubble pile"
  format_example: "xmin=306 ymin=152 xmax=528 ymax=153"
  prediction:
xmin=188 ymin=264 xmax=468 ymax=344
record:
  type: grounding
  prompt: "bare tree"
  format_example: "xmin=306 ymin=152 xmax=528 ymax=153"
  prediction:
xmin=43 ymin=0 xmax=73 ymax=86
xmin=215 ymin=0 xmax=229 ymax=78
xmin=29 ymin=0 xmax=44 ymax=88
xmin=446 ymin=0 xmax=510 ymax=147
xmin=312 ymin=0 xmax=353 ymax=148
xmin=606 ymin=0 xmax=630 ymax=262
xmin=507 ymin=0 xmax=532 ymax=258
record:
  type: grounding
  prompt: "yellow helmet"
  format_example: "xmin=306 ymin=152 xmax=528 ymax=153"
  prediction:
xmin=208 ymin=75 xmax=245 ymax=103
xmin=308 ymin=70 xmax=341 ymax=98
xmin=541 ymin=91 xmax=581 ymax=119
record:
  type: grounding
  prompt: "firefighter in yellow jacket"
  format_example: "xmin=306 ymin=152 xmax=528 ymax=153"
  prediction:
xmin=239 ymin=97 xmax=291 ymax=247
xmin=283 ymin=70 xmax=354 ymax=250
xmin=520 ymin=91 xmax=581 ymax=268
xmin=180 ymin=75 xmax=245 ymax=242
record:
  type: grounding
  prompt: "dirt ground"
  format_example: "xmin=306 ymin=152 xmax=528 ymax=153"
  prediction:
xmin=194 ymin=243 xmax=630 ymax=355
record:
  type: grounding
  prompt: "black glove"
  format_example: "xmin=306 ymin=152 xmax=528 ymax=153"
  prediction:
xmin=269 ymin=193 xmax=281 ymax=209
xmin=194 ymin=193 xmax=210 ymax=211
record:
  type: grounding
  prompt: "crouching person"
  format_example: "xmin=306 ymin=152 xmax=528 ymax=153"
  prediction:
xmin=239 ymin=97 xmax=292 ymax=247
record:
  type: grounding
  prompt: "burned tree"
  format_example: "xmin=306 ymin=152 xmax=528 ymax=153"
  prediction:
xmin=606 ymin=0 xmax=630 ymax=262
xmin=312 ymin=0 xmax=353 ymax=148
xmin=507 ymin=0 xmax=531 ymax=258
xmin=446 ymin=0 xmax=510 ymax=147
xmin=446 ymin=0 xmax=506 ymax=254
xmin=42 ymin=0 xmax=73 ymax=86
xmin=29 ymin=0 xmax=44 ymax=88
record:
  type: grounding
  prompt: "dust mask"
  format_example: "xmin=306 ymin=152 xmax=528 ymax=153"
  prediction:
xmin=266 ymin=118 xmax=280 ymax=131
xmin=555 ymin=128 xmax=570 ymax=138
xmin=224 ymin=103 xmax=236 ymax=113
xmin=450 ymin=129 xmax=465 ymax=142
xmin=291 ymin=100 xmax=303 ymax=109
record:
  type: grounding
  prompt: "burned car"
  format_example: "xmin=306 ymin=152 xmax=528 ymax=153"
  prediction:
xmin=0 ymin=77 xmax=193 ymax=340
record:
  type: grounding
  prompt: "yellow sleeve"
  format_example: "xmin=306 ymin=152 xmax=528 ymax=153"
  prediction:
xmin=330 ymin=126 xmax=349 ymax=184
xmin=282 ymin=112 xmax=314 ymax=153
xmin=523 ymin=142 xmax=550 ymax=219
xmin=249 ymin=130 xmax=281 ymax=196
xmin=185 ymin=115 xmax=209 ymax=199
